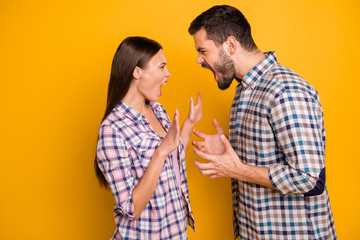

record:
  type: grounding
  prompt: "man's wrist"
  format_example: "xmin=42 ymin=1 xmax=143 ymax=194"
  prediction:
xmin=234 ymin=161 xmax=248 ymax=182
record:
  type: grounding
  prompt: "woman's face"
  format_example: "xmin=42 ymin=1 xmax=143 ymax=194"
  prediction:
xmin=137 ymin=49 xmax=171 ymax=102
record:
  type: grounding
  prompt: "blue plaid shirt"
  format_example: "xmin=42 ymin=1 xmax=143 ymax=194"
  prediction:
xmin=229 ymin=52 xmax=336 ymax=239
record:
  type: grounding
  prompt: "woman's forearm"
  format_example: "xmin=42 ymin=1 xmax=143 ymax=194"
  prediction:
xmin=131 ymin=148 xmax=167 ymax=220
xmin=180 ymin=118 xmax=194 ymax=153
xmin=181 ymin=93 xmax=202 ymax=152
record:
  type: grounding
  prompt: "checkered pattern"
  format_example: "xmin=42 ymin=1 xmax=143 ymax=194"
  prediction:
xmin=229 ymin=52 xmax=336 ymax=239
xmin=97 ymin=101 xmax=194 ymax=240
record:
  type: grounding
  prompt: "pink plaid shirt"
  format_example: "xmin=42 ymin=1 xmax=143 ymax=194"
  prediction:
xmin=97 ymin=101 xmax=195 ymax=239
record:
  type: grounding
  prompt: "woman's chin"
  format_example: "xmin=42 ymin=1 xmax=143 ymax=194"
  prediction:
xmin=147 ymin=96 xmax=160 ymax=102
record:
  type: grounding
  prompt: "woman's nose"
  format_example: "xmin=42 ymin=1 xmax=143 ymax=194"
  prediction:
xmin=166 ymin=68 xmax=171 ymax=77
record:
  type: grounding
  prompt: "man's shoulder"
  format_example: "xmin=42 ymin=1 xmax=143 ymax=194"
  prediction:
xmin=261 ymin=63 xmax=317 ymax=96
xmin=265 ymin=64 xmax=304 ymax=84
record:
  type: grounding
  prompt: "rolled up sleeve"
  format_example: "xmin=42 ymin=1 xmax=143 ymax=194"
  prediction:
xmin=96 ymin=125 xmax=135 ymax=219
xmin=268 ymin=90 xmax=326 ymax=196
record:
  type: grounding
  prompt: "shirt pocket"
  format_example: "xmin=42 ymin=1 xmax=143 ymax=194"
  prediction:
xmin=239 ymin=115 xmax=273 ymax=140
xmin=238 ymin=116 xmax=278 ymax=166
xmin=129 ymin=132 xmax=161 ymax=175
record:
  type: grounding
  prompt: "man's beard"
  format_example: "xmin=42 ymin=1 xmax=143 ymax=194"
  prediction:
xmin=214 ymin=49 xmax=236 ymax=90
xmin=202 ymin=49 xmax=236 ymax=90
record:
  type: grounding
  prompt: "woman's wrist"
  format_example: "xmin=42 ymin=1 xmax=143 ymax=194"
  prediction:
xmin=154 ymin=145 xmax=168 ymax=160
xmin=183 ymin=117 xmax=195 ymax=130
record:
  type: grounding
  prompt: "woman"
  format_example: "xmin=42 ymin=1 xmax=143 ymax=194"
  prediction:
xmin=95 ymin=36 xmax=201 ymax=239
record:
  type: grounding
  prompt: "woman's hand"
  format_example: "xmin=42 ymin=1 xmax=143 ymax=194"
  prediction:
xmin=158 ymin=110 xmax=180 ymax=157
xmin=187 ymin=92 xmax=202 ymax=126
xmin=180 ymin=92 xmax=202 ymax=153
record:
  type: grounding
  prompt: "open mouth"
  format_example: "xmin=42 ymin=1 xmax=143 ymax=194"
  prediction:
xmin=201 ymin=62 xmax=213 ymax=71
xmin=202 ymin=63 xmax=218 ymax=81
xmin=161 ymin=80 xmax=167 ymax=86
xmin=159 ymin=79 xmax=168 ymax=96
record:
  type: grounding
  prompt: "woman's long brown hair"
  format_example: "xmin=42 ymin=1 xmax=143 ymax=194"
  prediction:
xmin=95 ymin=37 xmax=162 ymax=188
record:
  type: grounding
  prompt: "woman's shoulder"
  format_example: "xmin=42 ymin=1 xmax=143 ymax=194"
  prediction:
xmin=99 ymin=107 xmax=134 ymax=137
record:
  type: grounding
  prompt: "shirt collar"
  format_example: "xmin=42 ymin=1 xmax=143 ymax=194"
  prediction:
xmin=147 ymin=101 xmax=162 ymax=112
xmin=114 ymin=100 xmax=163 ymax=122
xmin=115 ymin=101 xmax=143 ymax=122
xmin=241 ymin=51 xmax=278 ymax=89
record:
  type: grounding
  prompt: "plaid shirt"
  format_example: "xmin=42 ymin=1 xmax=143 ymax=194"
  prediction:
xmin=97 ymin=101 xmax=195 ymax=240
xmin=229 ymin=52 xmax=336 ymax=239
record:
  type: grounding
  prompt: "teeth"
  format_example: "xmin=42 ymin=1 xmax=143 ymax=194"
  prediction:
xmin=162 ymin=82 xmax=166 ymax=86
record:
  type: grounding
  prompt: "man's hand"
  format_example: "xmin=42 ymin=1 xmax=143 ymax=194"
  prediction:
xmin=193 ymin=132 xmax=276 ymax=189
xmin=193 ymin=134 xmax=243 ymax=179
xmin=192 ymin=119 xmax=226 ymax=155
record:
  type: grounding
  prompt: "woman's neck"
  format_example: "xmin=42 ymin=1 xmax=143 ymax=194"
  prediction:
xmin=122 ymin=89 xmax=147 ymax=115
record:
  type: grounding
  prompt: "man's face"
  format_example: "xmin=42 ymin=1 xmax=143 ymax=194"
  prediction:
xmin=193 ymin=28 xmax=236 ymax=90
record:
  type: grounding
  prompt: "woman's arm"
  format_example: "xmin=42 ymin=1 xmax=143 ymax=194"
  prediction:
xmin=181 ymin=92 xmax=202 ymax=153
xmin=132 ymin=110 xmax=180 ymax=220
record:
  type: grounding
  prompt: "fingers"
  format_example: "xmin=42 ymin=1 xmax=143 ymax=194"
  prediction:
xmin=173 ymin=109 xmax=179 ymax=121
xmin=192 ymin=129 xmax=206 ymax=139
xmin=192 ymin=141 xmax=208 ymax=153
xmin=212 ymin=119 xmax=225 ymax=135
xmin=193 ymin=147 xmax=215 ymax=161
xmin=196 ymin=92 xmax=202 ymax=107
xmin=194 ymin=159 xmax=213 ymax=173
xmin=188 ymin=97 xmax=194 ymax=120
xmin=190 ymin=97 xmax=194 ymax=111
xmin=194 ymin=159 xmax=221 ymax=177
xmin=173 ymin=109 xmax=180 ymax=132
xmin=220 ymin=134 xmax=232 ymax=150
xmin=192 ymin=140 xmax=203 ymax=149
xmin=168 ymin=110 xmax=180 ymax=138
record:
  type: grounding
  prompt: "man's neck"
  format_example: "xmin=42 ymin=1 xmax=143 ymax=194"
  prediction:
xmin=235 ymin=50 xmax=266 ymax=79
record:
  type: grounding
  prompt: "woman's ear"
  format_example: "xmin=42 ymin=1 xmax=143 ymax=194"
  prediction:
xmin=132 ymin=66 xmax=141 ymax=79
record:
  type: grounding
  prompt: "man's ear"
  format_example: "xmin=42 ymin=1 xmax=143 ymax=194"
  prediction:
xmin=132 ymin=66 xmax=141 ymax=79
xmin=224 ymin=36 xmax=238 ymax=55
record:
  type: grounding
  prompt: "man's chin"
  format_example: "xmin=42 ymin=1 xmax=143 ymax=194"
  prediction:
xmin=217 ymin=79 xmax=233 ymax=90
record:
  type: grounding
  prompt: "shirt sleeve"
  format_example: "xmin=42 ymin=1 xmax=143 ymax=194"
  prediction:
xmin=268 ymin=90 xmax=326 ymax=196
xmin=96 ymin=124 xmax=135 ymax=219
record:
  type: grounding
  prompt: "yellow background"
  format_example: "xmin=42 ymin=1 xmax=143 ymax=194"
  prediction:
xmin=1 ymin=0 xmax=359 ymax=239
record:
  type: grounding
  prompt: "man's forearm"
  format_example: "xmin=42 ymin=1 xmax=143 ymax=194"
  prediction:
xmin=235 ymin=164 xmax=276 ymax=190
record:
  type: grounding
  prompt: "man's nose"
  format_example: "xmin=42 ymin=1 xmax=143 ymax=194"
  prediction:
xmin=196 ymin=55 xmax=204 ymax=64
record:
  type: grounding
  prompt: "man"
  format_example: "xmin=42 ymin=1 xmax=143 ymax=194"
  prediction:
xmin=188 ymin=5 xmax=336 ymax=239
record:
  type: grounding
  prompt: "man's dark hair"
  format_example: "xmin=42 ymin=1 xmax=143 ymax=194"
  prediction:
xmin=188 ymin=5 xmax=258 ymax=52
